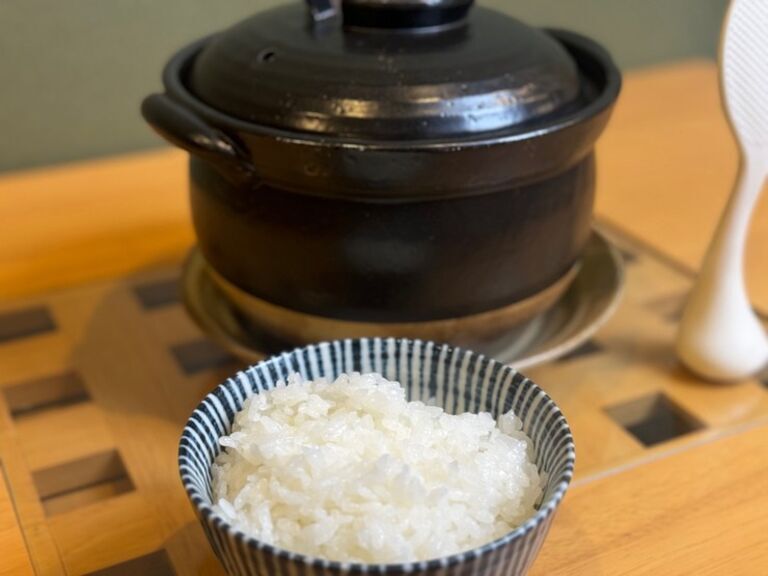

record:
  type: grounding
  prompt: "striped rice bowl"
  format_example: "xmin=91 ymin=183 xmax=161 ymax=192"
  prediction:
xmin=179 ymin=338 xmax=575 ymax=575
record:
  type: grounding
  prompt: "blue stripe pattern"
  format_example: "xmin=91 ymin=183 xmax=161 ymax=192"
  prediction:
xmin=179 ymin=338 xmax=575 ymax=575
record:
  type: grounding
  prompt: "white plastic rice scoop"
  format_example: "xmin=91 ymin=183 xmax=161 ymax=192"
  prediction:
xmin=676 ymin=0 xmax=768 ymax=381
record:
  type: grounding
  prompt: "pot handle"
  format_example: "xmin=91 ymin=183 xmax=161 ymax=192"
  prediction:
xmin=141 ymin=93 xmax=258 ymax=185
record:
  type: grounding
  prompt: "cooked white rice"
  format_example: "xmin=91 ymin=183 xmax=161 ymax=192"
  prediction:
xmin=211 ymin=372 xmax=542 ymax=564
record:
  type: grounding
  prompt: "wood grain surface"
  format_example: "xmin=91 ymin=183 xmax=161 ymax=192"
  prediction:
xmin=0 ymin=457 xmax=35 ymax=576
xmin=0 ymin=150 xmax=192 ymax=301
xmin=530 ymin=421 xmax=768 ymax=576
xmin=0 ymin=61 xmax=767 ymax=575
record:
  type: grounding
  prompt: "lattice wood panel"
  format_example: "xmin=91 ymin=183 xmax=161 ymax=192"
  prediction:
xmin=0 ymin=224 xmax=766 ymax=575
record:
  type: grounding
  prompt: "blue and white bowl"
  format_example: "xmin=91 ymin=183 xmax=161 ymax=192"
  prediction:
xmin=179 ymin=338 xmax=575 ymax=575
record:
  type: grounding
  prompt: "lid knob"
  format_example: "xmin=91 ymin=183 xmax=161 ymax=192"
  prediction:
xmin=342 ymin=0 xmax=474 ymax=32
xmin=306 ymin=0 xmax=338 ymax=22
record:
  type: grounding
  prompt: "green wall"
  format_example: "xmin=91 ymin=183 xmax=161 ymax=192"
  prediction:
xmin=0 ymin=0 xmax=728 ymax=172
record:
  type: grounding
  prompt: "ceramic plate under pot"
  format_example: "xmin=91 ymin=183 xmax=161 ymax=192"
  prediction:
xmin=182 ymin=230 xmax=624 ymax=370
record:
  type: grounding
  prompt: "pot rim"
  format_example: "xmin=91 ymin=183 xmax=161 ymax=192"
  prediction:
xmin=161 ymin=28 xmax=621 ymax=150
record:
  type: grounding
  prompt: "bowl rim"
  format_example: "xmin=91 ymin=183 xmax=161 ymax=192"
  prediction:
xmin=178 ymin=338 xmax=576 ymax=571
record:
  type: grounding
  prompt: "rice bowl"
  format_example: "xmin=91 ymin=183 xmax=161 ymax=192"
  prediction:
xmin=179 ymin=338 xmax=575 ymax=576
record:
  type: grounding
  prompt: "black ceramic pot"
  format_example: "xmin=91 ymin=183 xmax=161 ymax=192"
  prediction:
xmin=142 ymin=0 xmax=621 ymax=339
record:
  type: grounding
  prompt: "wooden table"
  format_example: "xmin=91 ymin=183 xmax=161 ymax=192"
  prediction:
xmin=1 ymin=60 xmax=767 ymax=575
